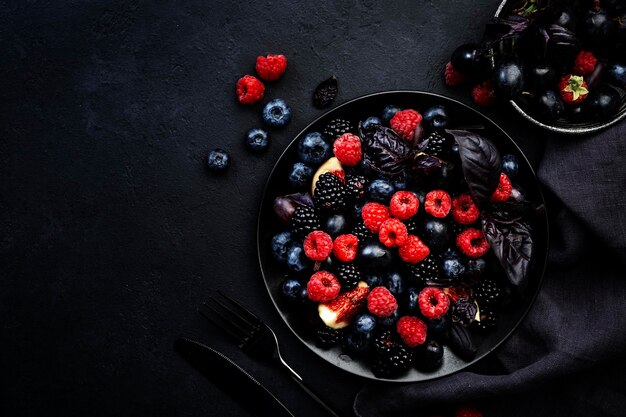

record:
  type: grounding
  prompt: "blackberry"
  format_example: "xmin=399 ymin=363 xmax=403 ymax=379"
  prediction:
xmin=424 ymin=131 xmax=452 ymax=159
xmin=351 ymin=222 xmax=374 ymax=241
xmin=336 ymin=263 xmax=361 ymax=290
xmin=371 ymin=330 xmax=414 ymax=378
xmin=316 ymin=327 xmax=343 ymax=348
xmin=472 ymin=306 xmax=497 ymax=332
xmin=314 ymin=172 xmax=347 ymax=212
xmin=473 ymin=279 xmax=501 ymax=306
xmin=405 ymin=217 xmax=420 ymax=235
xmin=291 ymin=206 xmax=321 ymax=236
xmin=345 ymin=174 xmax=369 ymax=201
xmin=323 ymin=118 xmax=354 ymax=142
xmin=408 ymin=255 xmax=440 ymax=285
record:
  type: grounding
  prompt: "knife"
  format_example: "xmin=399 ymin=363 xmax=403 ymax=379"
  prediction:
xmin=174 ymin=338 xmax=295 ymax=417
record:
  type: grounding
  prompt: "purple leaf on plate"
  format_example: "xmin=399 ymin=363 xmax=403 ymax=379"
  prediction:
xmin=360 ymin=125 xmax=414 ymax=176
xmin=273 ymin=192 xmax=313 ymax=225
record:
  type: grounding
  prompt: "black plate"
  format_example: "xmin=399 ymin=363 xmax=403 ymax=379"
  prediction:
xmin=257 ymin=91 xmax=549 ymax=382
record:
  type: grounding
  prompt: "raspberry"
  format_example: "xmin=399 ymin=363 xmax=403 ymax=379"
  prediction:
xmin=424 ymin=190 xmax=451 ymax=218
xmin=471 ymin=80 xmax=496 ymax=107
xmin=456 ymin=228 xmax=490 ymax=258
xmin=389 ymin=109 xmax=422 ymax=141
xmin=418 ymin=287 xmax=450 ymax=319
xmin=303 ymin=231 xmax=333 ymax=261
xmin=396 ymin=316 xmax=427 ymax=347
xmin=398 ymin=235 xmax=430 ymax=264
xmin=367 ymin=286 xmax=398 ymax=317
xmin=307 ymin=271 xmax=341 ymax=303
xmin=361 ymin=202 xmax=390 ymax=233
xmin=255 ymin=54 xmax=287 ymax=81
xmin=454 ymin=405 xmax=483 ymax=417
xmin=573 ymin=50 xmax=597 ymax=76
xmin=389 ymin=191 xmax=419 ymax=220
xmin=333 ymin=133 xmax=362 ymax=167
xmin=378 ymin=218 xmax=408 ymax=248
xmin=490 ymin=172 xmax=512 ymax=202
xmin=236 ymin=75 xmax=265 ymax=105
xmin=451 ymin=193 xmax=480 ymax=225
xmin=445 ymin=61 xmax=469 ymax=87
xmin=333 ymin=234 xmax=359 ymax=262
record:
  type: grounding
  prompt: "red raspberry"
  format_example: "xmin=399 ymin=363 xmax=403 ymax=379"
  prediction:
xmin=490 ymin=172 xmax=512 ymax=202
xmin=378 ymin=218 xmax=408 ymax=248
xmin=236 ymin=75 xmax=265 ymax=105
xmin=255 ymin=54 xmax=287 ymax=81
xmin=471 ymin=80 xmax=497 ymax=107
xmin=445 ymin=61 xmax=469 ymax=87
xmin=424 ymin=190 xmax=451 ymax=218
xmin=333 ymin=133 xmax=362 ymax=167
xmin=454 ymin=405 xmax=483 ymax=417
xmin=361 ymin=202 xmax=390 ymax=233
xmin=451 ymin=193 xmax=480 ymax=225
xmin=396 ymin=316 xmax=427 ymax=347
xmin=398 ymin=235 xmax=430 ymax=264
xmin=367 ymin=286 xmax=398 ymax=317
xmin=418 ymin=287 xmax=450 ymax=319
xmin=456 ymin=227 xmax=490 ymax=258
xmin=333 ymin=234 xmax=359 ymax=262
xmin=390 ymin=109 xmax=422 ymax=141
xmin=307 ymin=271 xmax=341 ymax=303
xmin=303 ymin=231 xmax=333 ymax=261
xmin=389 ymin=191 xmax=419 ymax=220
xmin=573 ymin=50 xmax=597 ymax=76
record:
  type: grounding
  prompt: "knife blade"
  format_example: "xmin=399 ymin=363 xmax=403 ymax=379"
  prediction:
xmin=174 ymin=338 xmax=295 ymax=417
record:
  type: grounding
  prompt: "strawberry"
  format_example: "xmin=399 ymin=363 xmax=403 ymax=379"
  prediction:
xmin=559 ymin=74 xmax=589 ymax=105
xmin=318 ymin=281 xmax=370 ymax=329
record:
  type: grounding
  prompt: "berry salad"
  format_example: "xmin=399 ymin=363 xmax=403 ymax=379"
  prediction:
xmin=263 ymin=94 xmax=545 ymax=380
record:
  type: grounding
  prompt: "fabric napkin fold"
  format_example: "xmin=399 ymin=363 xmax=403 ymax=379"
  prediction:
xmin=354 ymin=120 xmax=626 ymax=417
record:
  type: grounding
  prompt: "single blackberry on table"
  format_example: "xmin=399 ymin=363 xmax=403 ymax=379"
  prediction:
xmin=424 ymin=131 xmax=452 ymax=159
xmin=351 ymin=221 xmax=374 ymax=241
xmin=291 ymin=205 xmax=321 ymax=236
xmin=323 ymin=118 xmax=354 ymax=142
xmin=314 ymin=172 xmax=347 ymax=212
xmin=473 ymin=279 xmax=501 ymax=306
xmin=371 ymin=330 xmax=414 ymax=378
xmin=316 ymin=327 xmax=344 ymax=348
xmin=335 ymin=263 xmax=361 ymax=290
xmin=472 ymin=305 xmax=497 ymax=332
xmin=345 ymin=174 xmax=369 ymax=201
xmin=408 ymin=255 xmax=440 ymax=285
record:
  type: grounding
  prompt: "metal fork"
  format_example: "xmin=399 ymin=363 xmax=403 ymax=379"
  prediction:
xmin=200 ymin=291 xmax=344 ymax=417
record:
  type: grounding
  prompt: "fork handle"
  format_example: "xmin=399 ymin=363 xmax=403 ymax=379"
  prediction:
xmin=289 ymin=375 xmax=345 ymax=417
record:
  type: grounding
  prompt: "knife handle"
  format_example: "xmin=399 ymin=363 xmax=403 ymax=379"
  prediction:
xmin=289 ymin=374 xmax=344 ymax=417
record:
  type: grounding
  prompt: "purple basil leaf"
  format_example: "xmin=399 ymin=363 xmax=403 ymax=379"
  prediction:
xmin=410 ymin=152 xmax=443 ymax=173
xmin=360 ymin=125 xmax=414 ymax=176
xmin=413 ymin=123 xmax=428 ymax=151
xmin=447 ymin=129 xmax=501 ymax=209
xmin=273 ymin=192 xmax=313 ymax=225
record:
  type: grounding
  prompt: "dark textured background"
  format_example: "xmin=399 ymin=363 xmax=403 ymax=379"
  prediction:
xmin=0 ymin=0 xmax=591 ymax=415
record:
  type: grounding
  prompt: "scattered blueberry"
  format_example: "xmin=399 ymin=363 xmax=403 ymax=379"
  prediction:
xmin=501 ymin=154 xmax=519 ymax=178
xmin=288 ymin=162 xmax=313 ymax=189
xmin=298 ymin=132 xmax=330 ymax=166
xmin=607 ymin=63 xmax=626 ymax=88
xmin=365 ymin=273 xmax=384 ymax=288
xmin=392 ymin=172 xmax=410 ymax=191
xmin=343 ymin=331 xmax=372 ymax=355
xmin=426 ymin=316 xmax=450 ymax=339
xmin=287 ymin=244 xmax=310 ymax=273
xmin=384 ymin=271 xmax=405 ymax=296
xmin=358 ymin=242 xmax=392 ymax=269
xmin=262 ymin=98 xmax=292 ymax=128
xmin=422 ymin=105 xmax=450 ymax=130
xmin=381 ymin=104 xmax=401 ymax=124
xmin=245 ymin=128 xmax=270 ymax=152
xmin=421 ymin=219 xmax=451 ymax=253
xmin=354 ymin=314 xmax=377 ymax=335
xmin=298 ymin=286 xmax=309 ymax=303
xmin=362 ymin=116 xmax=382 ymax=130
xmin=281 ymin=278 xmax=302 ymax=302
xmin=465 ymin=257 xmax=487 ymax=279
xmin=271 ymin=231 xmax=294 ymax=263
xmin=207 ymin=149 xmax=230 ymax=173
xmin=406 ymin=288 xmax=420 ymax=312
xmin=415 ymin=339 xmax=444 ymax=371
xmin=368 ymin=178 xmax=395 ymax=203
xmin=441 ymin=250 xmax=466 ymax=280
xmin=324 ymin=214 xmax=348 ymax=237
xmin=378 ymin=309 xmax=400 ymax=327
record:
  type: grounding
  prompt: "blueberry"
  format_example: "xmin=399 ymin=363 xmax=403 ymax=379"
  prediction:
xmin=406 ymin=287 xmax=420 ymax=312
xmin=426 ymin=317 xmax=450 ymax=339
xmin=415 ymin=339 xmax=444 ymax=371
xmin=352 ymin=201 xmax=365 ymax=220
xmin=365 ymin=273 xmax=384 ymax=288
xmin=584 ymin=84 xmax=621 ymax=121
xmin=384 ymin=271 xmax=405 ymax=296
xmin=298 ymin=286 xmax=309 ymax=302
xmin=245 ymin=128 xmax=270 ymax=152
xmin=378 ymin=309 xmax=399 ymax=327
xmin=287 ymin=244 xmax=311 ymax=273
xmin=368 ymin=179 xmax=395 ymax=203
xmin=501 ymin=154 xmax=519 ymax=178
xmin=421 ymin=219 xmax=451 ymax=253
xmin=358 ymin=242 xmax=392 ymax=269
xmin=493 ymin=62 xmax=524 ymax=99
xmin=343 ymin=331 xmax=372 ymax=355
xmin=441 ymin=251 xmax=466 ymax=280
xmin=607 ymin=63 xmax=626 ymax=88
xmin=207 ymin=149 xmax=230 ymax=173
xmin=354 ymin=314 xmax=377 ymax=335
xmin=262 ymin=98 xmax=292 ymax=128
xmin=361 ymin=116 xmax=382 ymax=130
xmin=354 ymin=160 xmax=374 ymax=176
xmin=451 ymin=43 xmax=488 ymax=77
xmin=422 ymin=105 xmax=450 ymax=130
xmin=271 ymin=231 xmax=294 ymax=263
xmin=381 ymin=104 xmax=401 ymax=124
xmin=288 ymin=162 xmax=313 ymax=189
xmin=465 ymin=257 xmax=487 ymax=279
xmin=298 ymin=132 xmax=330 ymax=166
xmin=535 ymin=90 xmax=564 ymax=122
xmin=281 ymin=278 xmax=302 ymax=302
xmin=529 ymin=64 xmax=557 ymax=89
xmin=392 ymin=172 xmax=410 ymax=191
xmin=323 ymin=214 xmax=347 ymax=237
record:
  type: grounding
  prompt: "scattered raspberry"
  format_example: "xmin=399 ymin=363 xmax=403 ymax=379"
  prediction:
xmin=378 ymin=218 xmax=409 ymax=248
xmin=333 ymin=234 xmax=359 ymax=262
xmin=471 ymin=80 xmax=497 ymax=107
xmin=303 ymin=231 xmax=334 ymax=261
xmin=390 ymin=109 xmax=422 ymax=141
xmin=396 ymin=316 xmax=427 ymax=347
xmin=451 ymin=194 xmax=480 ymax=225
xmin=389 ymin=191 xmax=419 ymax=220
xmin=255 ymin=54 xmax=287 ymax=81
xmin=490 ymin=172 xmax=512 ymax=202
xmin=418 ymin=287 xmax=450 ymax=319
xmin=367 ymin=286 xmax=398 ymax=317
xmin=454 ymin=405 xmax=483 ymax=417
xmin=307 ymin=271 xmax=341 ymax=303
xmin=445 ymin=61 xmax=469 ymax=87
xmin=362 ymin=202 xmax=390 ymax=233
xmin=424 ymin=190 xmax=451 ymax=218
xmin=456 ymin=228 xmax=490 ymax=259
xmin=398 ymin=235 xmax=430 ymax=264
xmin=573 ymin=50 xmax=597 ymax=76
xmin=559 ymin=74 xmax=589 ymax=104
xmin=236 ymin=75 xmax=265 ymax=105
xmin=333 ymin=133 xmax=362 ymax=167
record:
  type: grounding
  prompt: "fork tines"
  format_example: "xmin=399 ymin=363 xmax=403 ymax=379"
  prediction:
xmin=199 ymin=291 xmax=262 ymax=347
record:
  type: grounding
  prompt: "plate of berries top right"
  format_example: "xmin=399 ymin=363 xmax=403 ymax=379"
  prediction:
xmin=448 ymin=0 xmax=626 ymax=134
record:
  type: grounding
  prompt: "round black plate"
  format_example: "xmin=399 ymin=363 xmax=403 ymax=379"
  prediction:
xmin=257 ymin=91 xmax=549 ymax=382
